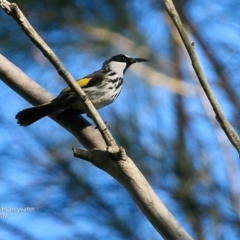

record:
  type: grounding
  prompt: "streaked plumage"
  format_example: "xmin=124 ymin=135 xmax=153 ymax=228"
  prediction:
xmin=16 ymin=54 xmax=148 ymax=126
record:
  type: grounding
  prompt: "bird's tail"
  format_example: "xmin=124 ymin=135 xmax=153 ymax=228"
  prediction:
xmin=16 ymin=102 xmax=57 ymax=127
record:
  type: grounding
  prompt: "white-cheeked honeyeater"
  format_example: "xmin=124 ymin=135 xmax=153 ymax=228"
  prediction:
xmin=16 ymin=54 xmax=148 ymax=126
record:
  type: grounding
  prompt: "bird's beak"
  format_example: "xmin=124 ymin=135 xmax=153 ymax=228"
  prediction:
xmin=131 ymin=57 xmax=149 ymax=63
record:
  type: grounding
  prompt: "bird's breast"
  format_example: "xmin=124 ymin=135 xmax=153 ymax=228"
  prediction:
xmin=84 ymin=76 xmax=123 ymax=109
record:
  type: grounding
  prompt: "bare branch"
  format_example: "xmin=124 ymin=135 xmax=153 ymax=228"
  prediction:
xmin=0 ymin=54 xmax=193 ymax=239
xmin=0 ymin=1 xmax=193 ymax=238
xmin=0 ymin=0 xmax=118 ymax=151
xmin=0 ymin=54 xmax=106 ymax=151
xmin=74 ymin=146 xmax=193 ymax=240
xmin=164 ymin=0 xmax=240 ymax=155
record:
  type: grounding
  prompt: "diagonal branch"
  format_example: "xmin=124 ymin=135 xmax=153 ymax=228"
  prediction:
xmin=0 ymin=54 xmax=193 ymax=239
xmin=0 ymin=0 xmax=118 ymax=152
xmin=164 ymin=0 xmax=240 ymax=155
xmin=0 ymin=54 xmax=106 ymax=150
xmin=0 ymin=1 xmax=193 ymax=238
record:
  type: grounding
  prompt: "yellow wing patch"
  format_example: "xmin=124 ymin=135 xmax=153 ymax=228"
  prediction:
xmin=61 ymin=77 xmax=92 ymax=93
xmin=77 ymin=77 xmax=92 ymax=88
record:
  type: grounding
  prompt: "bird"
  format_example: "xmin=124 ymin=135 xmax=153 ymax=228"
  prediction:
xmin=16 ymin=54 xmax=148 ymax=126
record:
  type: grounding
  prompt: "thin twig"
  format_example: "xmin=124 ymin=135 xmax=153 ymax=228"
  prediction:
xmin=0 ymin=54 xmax=107 ymax=150
xmin=164 ymin=0 xmax=240 ymax=155
xmin=0 ymin=0 xmax=118 ymax=152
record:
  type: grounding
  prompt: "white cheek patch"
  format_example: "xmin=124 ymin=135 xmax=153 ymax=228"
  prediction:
xmin=109 ymin=61 xmax=127 ymax=77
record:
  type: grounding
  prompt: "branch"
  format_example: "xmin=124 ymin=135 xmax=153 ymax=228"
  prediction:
xmin=73 ymin=147 xmax=193 ymax=240
xmin=0 ymin=54 xmax=106 ymax=151
xmin=164 ymin=0 xmax=240 ymax=155
xmin=0 ymin=0 xmax=118 ymax=152
xmin=1 ymin=1 xmax=193 ymax=239
xmin=178 ymin=12 xmax=240 ymax=113
xmin=0 ymin=54 xmax=192 ymax=239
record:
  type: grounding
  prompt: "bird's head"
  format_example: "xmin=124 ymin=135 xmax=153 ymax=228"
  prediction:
xmin=102 ymin=54 xmax=148 ymax=76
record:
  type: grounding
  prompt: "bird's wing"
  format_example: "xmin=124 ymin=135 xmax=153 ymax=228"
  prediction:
xmin=60 ymin=77 xmax=92 ymax=94
xmin=60 ymin=72 xmax=104 ymax=94
xmin=77 ymin=77 xmax=93 ymax=88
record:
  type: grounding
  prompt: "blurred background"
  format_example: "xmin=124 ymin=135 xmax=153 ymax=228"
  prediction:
xmin=1 ymin=0 xmax=240 ymax=239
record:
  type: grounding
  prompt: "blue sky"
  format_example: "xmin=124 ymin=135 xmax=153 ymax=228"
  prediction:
xmin=1 ymin=1 xmax=240 ymax=239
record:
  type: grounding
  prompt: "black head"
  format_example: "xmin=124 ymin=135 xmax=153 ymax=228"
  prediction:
xmin=102 ymin=54 xmax=148 ymax=74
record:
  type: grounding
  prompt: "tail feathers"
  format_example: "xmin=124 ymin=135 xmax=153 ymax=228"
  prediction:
xmin=16 ymin=103 xmax=56 ymax=127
